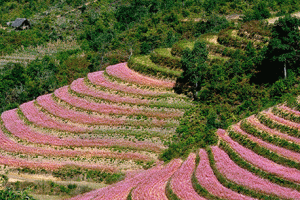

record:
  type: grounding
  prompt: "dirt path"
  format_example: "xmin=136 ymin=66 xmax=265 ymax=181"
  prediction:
xmin=5 ymin=172 xmax=107 ymax=189
xmin=267 ymin=12 xmax=300 ymax=24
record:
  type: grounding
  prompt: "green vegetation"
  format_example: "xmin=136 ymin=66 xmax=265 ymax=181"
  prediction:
xmin=242 ymin=2 xmax=271 ymax=22
xmin=241 ymin=120 xmax=300 ymax=153
xmin=220 ymin=140 xmax=300 ymax=191
xmin=207 ymin=148 xmax=280 ymax=200
xmin=2 ymin=1 xmax=300 ymax=197
xmin=0 ymin=188 xmax=35 ymax=200
xmin=128 ymin=55 xmax=181 ymax=79
xmin=257 ymin=15 xmax=300 ymax=82
xmin=176 ymin=41 xmax=209 ymax=98
xmin=0 ymin=49 xmax=92 ymax=113
xmin=52 ymin=166 xmax=125 ymax=184
xmin=229 ymin=130 xmax=300 ymax=170
xmin=162 ymin=15 xmax=300 ymax=160
xmin=258 ymin=111 xmax=300 ymax=138
xmin=5 ymin=180 xmax=91 ymax=197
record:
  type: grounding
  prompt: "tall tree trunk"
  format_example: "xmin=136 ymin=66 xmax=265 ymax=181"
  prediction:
xmin=284 ymin=62 xmax=287 ymax=79
xmin=194 ymin=81 xmax=198 ymax=100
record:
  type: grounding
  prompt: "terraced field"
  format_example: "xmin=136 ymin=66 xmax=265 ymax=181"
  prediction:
xmin=0 ymin=61 xmax=190 ymax=198
xmin=72 ymin=102 xmax=300 ymax=199
xmin=3 ymin=14 xmax=300 ymax=199
xmin=67 ymin=21 xmax=300 ymax=199
xmin=0 ymin=39 xmax=80 ymax=68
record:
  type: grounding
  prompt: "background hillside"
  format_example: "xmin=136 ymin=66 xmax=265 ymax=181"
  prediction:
xmin=1 ymin=0 xmax=300 ymax=199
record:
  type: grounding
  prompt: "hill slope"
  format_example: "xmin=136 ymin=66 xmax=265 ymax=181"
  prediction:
xmin=0 ymin=62 xmax=191 ymax=199
xmin=71 ymin=102 xmax=300 ymax=199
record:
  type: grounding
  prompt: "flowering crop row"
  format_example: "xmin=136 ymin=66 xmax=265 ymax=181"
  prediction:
xmin=263 ymin=110 xmax=300 ymax=130
xmin=55 ymin=86 xmax=180 ymax=119
xmin=232 ymin=124 xmax=300 ymax=162
xmin=37 ymin=94 xmax=125 ymax=126
xmin=70 ymin=78 xmax=149 ymax=105
xmin=20 ymin=101 xmax=87 ymax=132
xmin=131 ymin=159 xmax=182 ymax=200
xmin=105 ymin=63 xmax=175 ymax=88
xmin=88 ymin=71 xmax=163 ymax=96
xmin=196 ymin=148 xmax=254 ymax=200
xmin=0 ymin=154 xmax=116 ymax=172
xmin=278 ymin=105 xmax=300 ymax=116
xmin=212 ymin=146 xmax=300 ymax=199
xmin=0 ymin=126 xmax=151 ymax=161
xmin=70 ymin=164 xmax=163 ymax=200
xmin=1 ymin=109 xmax=163 ymax=152
xmin=247 ymin=115 xmax=300 ymax=144
xmin=170 ymin=153 xmax=205 ymax=200
xmin=217 ymin=129 xmax=300 ymax=183
xmin=96 ymin=165 xmax=162 ymax=200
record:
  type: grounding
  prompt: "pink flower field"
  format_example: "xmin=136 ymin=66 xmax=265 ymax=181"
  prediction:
xmin=70 ymin=78 xmax=149 ymax=105
xmin=196 ymin=148 xmax=254 ymax=200
xmin=88 ymin=71 xmax=165 ymax=96
xmin=55 ymin=86 xmax=180 ymax=119
xmin=20 ymin=100 xmax=88 ymax=132
xmin=131 ymin=159 xmax=182 ymax=200
xmin=37 ymin=94 xmax=127 ymax=125
xmin=1 ymin=109 xmax=163 ymax=152
xmin=0 ymin=125 xmax=152 ymax=162
xmin=247 ymin=115 xmax=300 ymax=144
xmin=263 ymin=109 xmax=300 ymax=130
xmin=277 ymin=104 xmax=300 ymax=116
xmin=212 ymin=146 xmax=300 ymax=199
xmin=69 ymin=164 xmax=163 ymax=200
xmin=232 ymin=124 xmax=300 ymax=162
xmin=217 ymin=129 xmax=300 ymax=183
xmin=171 ymin=153 xmax=205 ymax=200
xmin=0 ymin=154 xmax=117 ymax=172
xmin=106 ymin=63 xmax=175 ymax=88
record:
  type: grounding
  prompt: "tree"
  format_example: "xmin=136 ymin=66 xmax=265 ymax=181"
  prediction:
xmin=176 ymin=40 xmax=208 ymax=99
xmin=242 ymin=2 xmax=271 ymax=22
xmin=266 ymin=15 xmax=300 ymax=79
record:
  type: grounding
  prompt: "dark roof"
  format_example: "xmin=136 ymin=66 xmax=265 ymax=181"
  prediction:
xmin=11 ymin=18 xmax=28 ymax=28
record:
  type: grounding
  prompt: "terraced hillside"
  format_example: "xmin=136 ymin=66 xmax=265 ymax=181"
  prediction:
xmin=68 ymin=17 xmax=300 ymax=199
xmin=0 ymin=61 xmax=190 ymax=199
xmin=71 ymin=101 xmax=300 ymax=199
xmin=0 ymin=40 xmax=80 ymax=68
xmin=2 ymin=10 xmax=300 ymax=199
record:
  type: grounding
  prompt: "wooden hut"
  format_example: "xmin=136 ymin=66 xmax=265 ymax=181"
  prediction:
xmin=10 ymin=18 xmax=31 ymax=30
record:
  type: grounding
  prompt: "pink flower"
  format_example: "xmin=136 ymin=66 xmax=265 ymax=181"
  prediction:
xmin=20 ymin=100 xmax=88 ymax=132
xmin=70 ymin=78 xmax=148 ymax=105
xmin=263 ymin=109 xmax=300 ymax=130
xmin=1 ymin=109 xmax=163 ymax=152
xmin=232 ymin=124 xmax=300 ymax=162
xmin=82 ymin=165 xmax=163 ymax=200
xmin=55 ymin=86 xmax=180 ymax=119
xmin=212 ymin=146 xmax=300 ymax=199
xmin=247 ymin=115 xmax=300 ymax=144
xmin=131 ymin=159 xmax=182 ymax=200
xmin=88 ymin=71 xmax=166 ymax=96
xmin=0 ymin=154 xmax=116 ymax=172
xmin=37 ymin=94 xmax=126 ymax=125
xmin=217 ymin=129 xmax=300 ymax=183
xmin=171 ymin=153 xmax=205 ymax=200
xmin=196 ymin=148 xmax=254 ymax=200
xmin=106 ymin=63 xmax=175 ymax=88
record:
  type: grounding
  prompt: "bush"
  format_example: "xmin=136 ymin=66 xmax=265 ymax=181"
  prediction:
xmin=242 ymin=2 xmax=271 ymax=22
xmin=128 ymin=55 xmax=181 ymax=79
xmin=150 ymin=48 xmax=182 ymax=70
